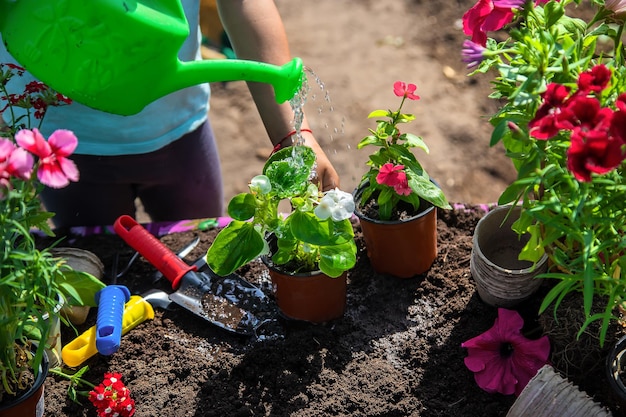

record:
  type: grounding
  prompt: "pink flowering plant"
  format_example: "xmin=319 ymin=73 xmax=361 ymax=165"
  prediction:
xmin=0 ymin=63 xmax=104 ymax=401
xmin=462 ymin=0 xmax=626 ymax=345
xmin=356 ymin=81 xmax=450 ymax=221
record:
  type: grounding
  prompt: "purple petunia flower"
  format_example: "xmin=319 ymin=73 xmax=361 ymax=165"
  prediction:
xmin=461 ymin=40 xmax=487 ymax=69
xmin=461 ymin=308 xmax=550 ymax=396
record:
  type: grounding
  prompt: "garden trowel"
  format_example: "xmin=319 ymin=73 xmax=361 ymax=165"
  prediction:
xmin=113 ymin=215 xmax=280 ymax=337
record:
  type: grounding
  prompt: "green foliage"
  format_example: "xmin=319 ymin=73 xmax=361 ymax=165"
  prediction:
xmin=206 ymin=145 xmax=356 ymax=278
xmin=356 ymin=84 xmax=450 ymax=221
xmin=467 ymin=0 xmax=626 ymax=346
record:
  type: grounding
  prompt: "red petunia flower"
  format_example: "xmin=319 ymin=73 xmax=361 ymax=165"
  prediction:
xmin=461 ymin=308 xmax=550 ymax=396
xmin=577 ymin=64 xmax=612 ymax=94
xmin=566 ymin=128 xmax=625 ymax=182
xmin=529 ymin=83 xmax=571 ymax=139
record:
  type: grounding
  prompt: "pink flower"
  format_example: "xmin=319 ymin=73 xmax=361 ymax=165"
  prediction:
xmin=376 ymin=163 xmax=413 ymax=196
xmin=461 ymin=308 xmax=550 ymax=396
xmin=0 ymin=137 xmax=34 ymax=181
xmin=606 ymin=0 xmax=626 ymax=18
xmin=462 ymin=0 xmax=525 ymax=46
xmin=393 ymin=81 xmax=420 ymax=101
xmin=15 ymin=128 xmax=79 ymax=188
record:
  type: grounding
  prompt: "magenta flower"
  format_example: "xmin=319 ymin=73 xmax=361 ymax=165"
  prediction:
xmin=15 ymin=128 xmax=79 ymax=188
xmin=461 ymin=308 xmax=550 ymax=396
xmin=462 ymin=0 xmax=525 ymax=46
xmin=461 ymin=40 xmax=487 ymax=69
xmin=376 ymin=163 xmax=412 ymax=196
xmin=393 ymin=82 xmax=420 ymax=101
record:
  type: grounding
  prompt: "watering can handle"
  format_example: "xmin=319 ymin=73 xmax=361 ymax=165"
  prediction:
xmin=113 ymin=215 xmax=197 ymax=290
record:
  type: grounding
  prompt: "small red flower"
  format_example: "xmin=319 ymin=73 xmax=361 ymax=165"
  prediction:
xmin=393 ymin=81 xmax=420 ymax=101
xmin=566 ymin=128 xmax=625 ymax=182
xmin=89 ymin=372 xmax=135 ymax=417
xmin=577 ymin=64 xmax=612 ymax=94
xmin=529 ymin=83 xmax=571 ymax=139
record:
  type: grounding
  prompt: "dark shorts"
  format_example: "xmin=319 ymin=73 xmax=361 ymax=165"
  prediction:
xmin=41 ymin=121 xmax=224 ymax=228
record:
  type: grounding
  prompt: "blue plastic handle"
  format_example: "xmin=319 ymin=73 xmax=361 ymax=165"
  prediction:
xmin=94 ymin=285 xmax=131 ymax=355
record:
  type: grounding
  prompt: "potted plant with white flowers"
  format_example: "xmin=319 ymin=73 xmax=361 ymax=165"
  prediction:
xmin=206 ymin=143 xmax=357 ymax=322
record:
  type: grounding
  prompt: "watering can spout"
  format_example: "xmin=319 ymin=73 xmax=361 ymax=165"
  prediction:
xmin=175 ymin=58 xmax=304 ymax=105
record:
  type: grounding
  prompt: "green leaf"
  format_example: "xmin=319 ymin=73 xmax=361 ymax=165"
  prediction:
xmin=408 ymin=176 xmax=450 ymax=209
xmin=290 ymin=211 xmax=354 ymax=246
xmin=367 ymin=109 xmax=392 ymax=119
xmin=319 ymin=241 xmax=357 ymax=278
xmin=206 ymin=221 xmax=265 ymax=276
xmin=58 ymin=270 xmax=105 ymax=307
xmin=227 ymin=193 xmax=257 ymax=221
xmin=402 ymin=133 xmax=429 ymax=152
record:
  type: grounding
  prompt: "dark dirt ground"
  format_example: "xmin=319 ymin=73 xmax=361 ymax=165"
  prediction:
xmin=40 ymin=205 xmax=624 ymax=417
xmin=26 ymin=0 xmax=626 ymax=416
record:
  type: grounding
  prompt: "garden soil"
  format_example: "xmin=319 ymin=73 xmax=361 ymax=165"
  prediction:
xmin=40 ymin=0 xmax=624 ymax=416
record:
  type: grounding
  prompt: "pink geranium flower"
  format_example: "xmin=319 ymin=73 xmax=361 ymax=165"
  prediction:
xmin=393 ymin=81 xmax=420 ymax=101
xmin=461 ymin=308 xmax=550 ymax=396
xmin=15 ymin=128 xmax=79 ymax=188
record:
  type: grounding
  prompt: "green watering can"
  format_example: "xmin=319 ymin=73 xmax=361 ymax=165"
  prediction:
xmin=0 ymin=0 xmax=304 ymax=115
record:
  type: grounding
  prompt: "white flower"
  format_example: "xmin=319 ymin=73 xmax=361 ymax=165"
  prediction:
xmin=250 ymin=175 xmax=271 ymax=194
xmin=314 ymin=188 xmax=355 ymax=221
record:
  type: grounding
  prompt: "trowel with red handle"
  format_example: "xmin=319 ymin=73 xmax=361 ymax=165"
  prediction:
xmin=113 ymin=215 xmax=279 ymax=337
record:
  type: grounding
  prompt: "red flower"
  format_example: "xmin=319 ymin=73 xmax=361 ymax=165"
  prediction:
xmin=89 ymin=372 xmax=135 ymax=417
xmin=566 ymin=128 xmax=625 ymax=182
xmin=529 ymin=83 xmax=570 ymax=139
xmin=577 ymin=64 xmax=611 ymax=94
xmin=393 ymin=81 xmax=420 ymax=100
xmin=462 ymin=0 xmax=525 ymax=46
xmin=462 ymin=308 xmax=550 ymax=396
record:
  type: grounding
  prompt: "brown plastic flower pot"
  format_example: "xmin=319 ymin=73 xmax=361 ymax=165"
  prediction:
xmin=470 ymin=205 xmax=548 ymax=308
xmin=354 ymin=185 xmax=437 ymax=278
xmin=263 ymin=262 xmax=347 ymax=323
